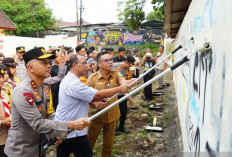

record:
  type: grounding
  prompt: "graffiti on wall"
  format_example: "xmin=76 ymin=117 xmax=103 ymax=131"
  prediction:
xmin=80 ymin=29 xmax=162 ymax=46
xmin=172 ymin=0 xmax=232 ymax=155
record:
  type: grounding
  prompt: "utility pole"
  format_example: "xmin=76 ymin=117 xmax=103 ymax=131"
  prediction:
xmin=33 ymin=7 xmax=39 ymax=38
xmin=79 ymin=0 xmax=83 ymax=41
xmin=76 ymin=0 xmax=79 ymax=45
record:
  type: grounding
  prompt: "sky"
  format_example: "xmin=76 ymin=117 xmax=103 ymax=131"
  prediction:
xmin=45 ymin=0 xmax=153 ymax=24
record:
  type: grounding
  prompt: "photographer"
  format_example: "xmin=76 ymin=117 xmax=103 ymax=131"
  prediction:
xmin=86 ymin=50 xmax=98 ymax=78
xmin=141 ymin=52 xmax=155 ymax=102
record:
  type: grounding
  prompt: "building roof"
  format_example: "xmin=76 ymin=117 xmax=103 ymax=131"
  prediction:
xmin=0 ymin=9 xmax=17 ymax=30
xmin=140 ymin=19 xmax=164 ymax=29
xmin=56 ymin=20 xmax=91 ymax=27
xmin=163 ymin=0 xmax=191 ymax=38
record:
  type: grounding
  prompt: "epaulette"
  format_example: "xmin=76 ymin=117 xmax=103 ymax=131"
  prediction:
xmin=90 ymin=72 xmax=98 ymax=77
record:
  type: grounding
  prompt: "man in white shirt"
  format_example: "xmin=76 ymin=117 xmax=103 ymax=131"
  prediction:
xmin=155 ymin=46 xmax=167 ymax=90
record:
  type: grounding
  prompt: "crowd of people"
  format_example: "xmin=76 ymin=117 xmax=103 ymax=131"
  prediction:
xmin=0 ymin=44 xmax=167 ymax=157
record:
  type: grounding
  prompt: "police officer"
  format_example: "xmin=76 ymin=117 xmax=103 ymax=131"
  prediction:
xmin=4 ymin=47 xmax=90 ymax=157
xmin=15 ymin=46 xmax=27 ymax=81
xmin=2 ymin=57 xmax=20 ymax=108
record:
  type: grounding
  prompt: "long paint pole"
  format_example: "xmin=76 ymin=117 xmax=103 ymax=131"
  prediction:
xmin=89 ymin=56 xmax=190 ymax=121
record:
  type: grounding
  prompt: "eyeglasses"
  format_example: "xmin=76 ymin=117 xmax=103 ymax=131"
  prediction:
xmin=99 ymin=58 xmax=113 ymax=63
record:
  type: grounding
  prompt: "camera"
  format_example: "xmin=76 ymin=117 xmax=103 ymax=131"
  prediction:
xmin=146 ymin=56 xmax=151 ymax=60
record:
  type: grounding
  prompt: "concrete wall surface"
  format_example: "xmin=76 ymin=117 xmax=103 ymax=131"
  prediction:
xmin=172 ymin=0 xmax=232 ymax=155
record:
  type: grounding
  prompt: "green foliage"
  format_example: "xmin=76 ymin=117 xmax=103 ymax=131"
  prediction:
xmin=0 ymin=0 xmax=56 ymax=37
xmin=147 ymin=0 xmax=164 ymax=20
xmin=117 ymin=0 xmax=145 ymax=30
xmin=146 ymin=7 xmax=165 ymax=20
xmin=151 ymin=0 xmax=164 ymax=10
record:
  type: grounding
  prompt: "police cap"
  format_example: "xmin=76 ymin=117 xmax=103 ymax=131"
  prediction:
xmin=23 ymin=47 xmax=55 ymax=65
xmin=0 ymin=64 xmax=6 ymax=75
xmin=2 ymin=57 xmax=18 ymax=66
xmin=16 ymin=46 xmax=26 ymax=53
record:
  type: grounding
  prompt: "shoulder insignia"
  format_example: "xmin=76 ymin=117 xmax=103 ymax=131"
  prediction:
xmin=31 ymin=80 xmax=37 ymax=90
xmin=23 ymin=93 xmax=34 ymax=107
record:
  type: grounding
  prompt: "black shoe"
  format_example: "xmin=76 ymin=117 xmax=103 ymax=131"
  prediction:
xmin=156 ymin=87 xmax=163 ymax=90
xmin=115 ymin=129 xmax=120 ymax=136
xmin=119 ymin=126 xmax=129 ymax=134
xmin=152 ymin=92 xmax=163 ymax=96
xmin=130 ymin=107 xmax=139 ymax=112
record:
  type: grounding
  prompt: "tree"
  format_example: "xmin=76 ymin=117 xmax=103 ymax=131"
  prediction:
xmin=0 ymin=0 xmax=56 ymax=37
xmin=146 ymin=0 xmax=164 ymax=20
xmin=117 ymin=0 xmax=145 ymax=30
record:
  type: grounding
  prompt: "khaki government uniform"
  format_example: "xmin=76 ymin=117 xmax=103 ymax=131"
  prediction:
xmin=4 ymin=76 xmax=68 ymax=157
xmin=87 ymin=70 xmax=124 ymax=157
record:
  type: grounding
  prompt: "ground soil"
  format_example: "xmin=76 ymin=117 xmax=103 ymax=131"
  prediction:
xmin=46 ymin=72 xmax=183 ymax=157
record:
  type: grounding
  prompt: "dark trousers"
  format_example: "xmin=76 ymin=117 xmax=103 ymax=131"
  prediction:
xmin=118 ymin=95 xmax=127 ymax=127
xmin=57 ymin=135 xmax=93 ymax=157
xmin=143 ymin=75 xmax=153 ymax=101
xmin=0 ymin=145 xmax=7 ymax=157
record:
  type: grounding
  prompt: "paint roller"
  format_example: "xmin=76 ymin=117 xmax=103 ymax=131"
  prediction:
xmin=145 ymin=41 xmax=212 ymax=132
xmin=89 ymin=41 xmax=212 ymax=121
xmin=90 ymin=37 xmax=194 ymax=115
xmin=43 ymin=38 xmax=204 ymax=154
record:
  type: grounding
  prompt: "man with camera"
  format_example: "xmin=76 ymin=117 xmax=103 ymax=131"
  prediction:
xmin=141 ymin=50 xmax=156 ymax=102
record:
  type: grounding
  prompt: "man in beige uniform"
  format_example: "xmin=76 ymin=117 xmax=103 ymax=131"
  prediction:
xmin=4 ymin=47 xmax=90 ymax=157
xmin=15 ymin=46 xmax=27 ymax=81
xmin=87 ymin=52 xmax=136 ymax=157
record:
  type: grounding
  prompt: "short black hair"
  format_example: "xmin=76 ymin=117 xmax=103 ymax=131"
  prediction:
xmin=118 ymin=47 xmax=125 ymax=52
xmin=0 ymin=54 xmax=5 ymax=58
xmin=126 ymin=50 xmax=131 ymax=56
xmin=64 ymin=46 xmax=69 ymax=51
xmin=69 ymin=54 xmax=79 ymax=69
xmin=133 ymin=49 xmax=139 ymax=54
xmin=75 ymin=45 xmax=85 ymax=53
xmin=89 ymin=46 xmax=95 ymax=51
xmin=86 ymin=49 xmax=93 ymax=56
xmin=96 ymin=51 xmax=110 ymax=62
xmin=68 ymin=49 xmax=74 ymax=55
xmin=105 ymin=48 xmax=114 ymax=52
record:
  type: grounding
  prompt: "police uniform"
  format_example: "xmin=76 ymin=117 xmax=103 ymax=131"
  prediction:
xmin=4 ymin=47 xmax=69 ymax=157
xmin=15 ymin=46 xmax=27 ymax=81
xmin=87 ymin=70 xmax=124 ymax=157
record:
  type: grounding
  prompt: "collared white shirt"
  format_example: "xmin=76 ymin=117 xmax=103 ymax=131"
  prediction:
xmin=55 ymin=72 xmax=97 ymax=138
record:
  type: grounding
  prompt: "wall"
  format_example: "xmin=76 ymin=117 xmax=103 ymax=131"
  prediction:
xmin=81 ymin=29 xmax=162 ymax=46
xmin=0 ymin=36 xmax=77 ymax=57
xmin=172 ymin=0 xmax=232 ymax=155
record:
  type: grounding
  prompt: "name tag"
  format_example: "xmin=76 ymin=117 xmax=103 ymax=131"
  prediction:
xmin=96 ymin=83 xmax=102 ymax=85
